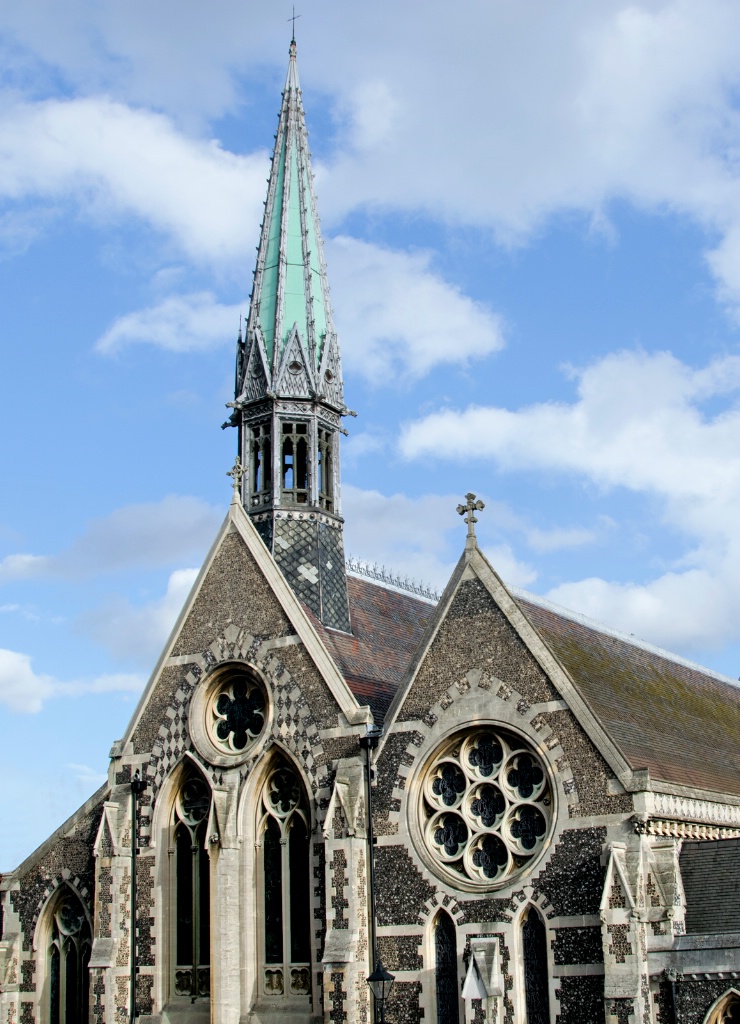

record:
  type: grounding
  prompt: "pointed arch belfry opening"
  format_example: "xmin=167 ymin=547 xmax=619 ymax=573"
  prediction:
xmin=171 ymin=763 xmax=212 ymax=1003
xmin=434 ymin=910 xmax=459 ymax=1024
xmin=257 ymin=755 xmax=312 ymax=1002
xmin=44 ymin=885 xmax=91 ymax=1024
xmin=522 ymin=905 xmax=550 ymax=1024
xmin=704 ymin=989 xmax=740 ymax=1023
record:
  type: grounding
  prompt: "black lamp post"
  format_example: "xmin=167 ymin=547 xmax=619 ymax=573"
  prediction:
xmin=360 ymin=725 xmax=395 ymax=1022
xmin=367 ymin=961 xmax=395 ymax=1023
xmin=130 ymin=769 xmax=146 ymax=1024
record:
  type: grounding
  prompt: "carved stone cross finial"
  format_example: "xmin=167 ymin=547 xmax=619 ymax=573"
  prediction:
xmin=227 ymin=455 xmax=246 ymax=501
xmin=457 ymin=492 xmax=485 ymax=541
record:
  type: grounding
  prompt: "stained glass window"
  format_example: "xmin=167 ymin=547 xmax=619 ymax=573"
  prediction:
xmin=259 ymin=760 xmax=312 ymax=1002
xmin=523 ymin=908 xmax=549 ymax=1024
xmin=173 ymin=770 xmax=211 ymax=1002
xmin=47 ymin=889 xmax=91 ymax=1024
xmin=435 ymin=912 xmax=459 ymax=1024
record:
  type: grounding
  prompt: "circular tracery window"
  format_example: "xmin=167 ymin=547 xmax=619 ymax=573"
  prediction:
xmin=208 ymin=674 xmax=266 ymax=754
xmin=421 ymin=728 xmax=552 ymax=888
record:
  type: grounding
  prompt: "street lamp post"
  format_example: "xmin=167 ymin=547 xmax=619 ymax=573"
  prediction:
xmin=130 ymin=769 xmax=146 ymax=1024
xmin=360 ymin=725 xmax=395 ymax=1022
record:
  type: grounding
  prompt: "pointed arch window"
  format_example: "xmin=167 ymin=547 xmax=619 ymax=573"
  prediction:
xmin=434 ymin=911 xmax=459 ymax=1024
xmin=259 ymin=761 xmax=312 ymax=1002
xmin=281 ymin=422 xmax=309 ymax=504
xmin=317 ymin=426 xmax=333 ymax=512
xmin=250 ymin=422 xmax=272 ymax=506
xmin=706 ymin=991 xmax=740 ymax=1023
xmin=173 ymin=770 xmax=212 ymax=1002
xmin=47 ymin=889 xmax=91 ymax=1024
xmin=522 ymin=906 xmax=549 ymax=1024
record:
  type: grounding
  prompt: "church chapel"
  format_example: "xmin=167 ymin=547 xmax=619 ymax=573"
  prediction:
xmin=4 ymin=40 xmax=740 ymax=1024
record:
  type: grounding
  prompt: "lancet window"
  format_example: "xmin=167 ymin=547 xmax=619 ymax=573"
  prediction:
xmin=47 ymin=888 xmax=91 ymax=1024
xmin=250 ymin=422 xmax=272 ymax=506
xmin=281 ymin=422 xmax=309 ymax=504
xmin=259 ymin=760 xmax=312 ymax=1002
xmin=522 ymin=906 xmax=549 ymax=1024
xmin=173 ymin=770 xmax=212 ymax=1002
xmin=317 ymin=426 xmax=333 ymax=512
xmin=434 ymin=911 xmax=459 ymax=1024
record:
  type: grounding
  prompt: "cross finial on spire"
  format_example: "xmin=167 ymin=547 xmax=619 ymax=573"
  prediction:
xmin=289 ymin=6 xmax=301 ymax=44
xmin=227 ymin=455 xmax=246 ymax=503
xmin=457 ymin=492 xmax=485 ymax=544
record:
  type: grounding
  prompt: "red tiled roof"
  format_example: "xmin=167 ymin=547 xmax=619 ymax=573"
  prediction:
xmin=309 ymin=575 xmax=433 ymax=720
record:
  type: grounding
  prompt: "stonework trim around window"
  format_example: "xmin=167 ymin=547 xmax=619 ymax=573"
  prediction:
xmin=189 ymin=662 xmax=271 ymax=768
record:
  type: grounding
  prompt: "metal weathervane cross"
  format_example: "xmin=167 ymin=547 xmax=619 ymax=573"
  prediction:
xmin=227 ymin=456 xmax=246 ymax=497
xmin=457 ymin=492 xmax=485 ymax=540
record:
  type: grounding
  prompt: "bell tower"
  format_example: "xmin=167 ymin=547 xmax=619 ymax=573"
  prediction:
xmin=225 ymin=38 xmax=352 ymax=632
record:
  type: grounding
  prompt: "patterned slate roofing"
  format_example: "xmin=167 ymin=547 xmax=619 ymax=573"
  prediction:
xmin=681 ymin=839 xmax=740 ymax=933
xmin=515 ymin=594 xmax=740 ymax=797
xmin=309 ymin=574 xmax=433 ymax=721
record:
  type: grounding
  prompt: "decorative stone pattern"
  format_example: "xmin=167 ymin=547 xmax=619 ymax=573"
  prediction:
xmin=373 ymin=731 xmax=424 ymax=837
xmin=552 ymin=926 xmax=603 ymax=965
xmin=313 ymin=842 xmax=326 ymax=961
xmin=397 ymin=579 xmax=559 ymax=723
xmin=98 ymin=866 xmax=113 ymax=938
xmin=18 ymin=1005 xmax=33 ymax=1024
xmin=376 ymin=935 xmax=423 ymax=972
xmin=330 ymin=850 xmax=348 ymax=929
xmin=385 ymin=980 xmax=423 ymax=1024
xmin=606 ymin=997 xmax=634 ymax=1024
xmin=136 ymin=974 xmax=154 ymax=1016
xmin=374 ymin=847 xmax=435 ymax=926
xmin=92 ymin=972 xmax=105 ymax=1024
xmin=534 ymin=827 xmax=607 ymax=917
xmin=555 ymin=975 xmax=605 ymax=1024
xmin=19 ymin=960 xmax=34 ymax=993
xmin=328 ymin=971 xmax=347 ymax=1023
xmin=607 ymin=923 xmax=632 ymax=963
xmin=136 ymin=856 xmax=155 ymax=967
xmin=10 ymin=805 xmax=101 ymax=950
xmin=458 ymin=896 xmax=516 ymax=924
xmin=532 ymin=710 xmax=633 ymax=817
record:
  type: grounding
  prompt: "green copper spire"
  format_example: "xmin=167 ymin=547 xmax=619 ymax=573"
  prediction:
xmin=248 ymin=39 xmax=334 ymax=377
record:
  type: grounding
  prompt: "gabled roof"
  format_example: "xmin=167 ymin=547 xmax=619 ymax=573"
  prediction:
xmin=332 ymin=564 xmax=740 ymax=799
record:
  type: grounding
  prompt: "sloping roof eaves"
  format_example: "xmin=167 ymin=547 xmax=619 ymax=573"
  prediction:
xmin=519 ymin=598 xmax=740 ymax=798
xmin=681 ymin=839 xmax=740 ymax=933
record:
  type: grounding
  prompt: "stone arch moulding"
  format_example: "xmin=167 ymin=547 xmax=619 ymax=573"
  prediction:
xmin=149 ymin=751 xmax=215 ymax=848
xmin=31 ymin=874 xmax=93 ymax=954
xmin=703 ymin=988 xmax=740 ymax=1024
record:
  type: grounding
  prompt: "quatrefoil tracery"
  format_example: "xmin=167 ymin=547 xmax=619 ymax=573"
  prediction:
xmin=422 ymin=728 xmax=552 ymax=887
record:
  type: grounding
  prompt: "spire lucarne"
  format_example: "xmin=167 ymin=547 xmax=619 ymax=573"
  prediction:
xmin=226 ymin=39 xmax=351 ymax=631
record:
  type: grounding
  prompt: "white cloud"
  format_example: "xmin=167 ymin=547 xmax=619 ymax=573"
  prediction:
xmin=0 ymin=96 xmax=267 ymax=265
xmin=326 ymin=237 xmax=504 ymax=382
xmin=0 ymin=648 xmax=144 ymax=713
xmin=79 ymin=567 xmax=199 ymax=666
xmin=96 ymin=291 xmax=242 ymax=354
xmin=400 ymin=348 xmax=740 ymax=653
xmin=0 ymin=496 xmax=221 ymax=582
xmin=342 ymin=484 xmax=535 ymax=590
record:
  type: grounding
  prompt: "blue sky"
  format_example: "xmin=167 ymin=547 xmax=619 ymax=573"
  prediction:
xmin=3 ymin=0 xmax=740 ymax=868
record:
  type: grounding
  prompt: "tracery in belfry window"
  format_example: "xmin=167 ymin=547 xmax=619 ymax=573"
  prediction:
xmin=317 ymin=426 xmax=333 ymax=512
xmin=47 ymin=888 xmax=91 ymax=1024
xmin=281 ymin=421 xmax=308 ymax=504
xmin=173 ymin=769 xmax=212 ymax=1003
xmin=420 ymin=727 xmax=552 ymax=889
xmin=522 ymin=906 xmax=549 ymax=1024
xmin=250 ymin=422 xmax=272 ymax=506
xmin=258 ymin=760 xmax=312 ymax=1002
xmin=434 ymin=911 xmax=459 ymax=1024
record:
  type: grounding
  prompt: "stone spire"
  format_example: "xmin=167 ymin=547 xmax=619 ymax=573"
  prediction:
xmin=226 ymin=39 xmax=351 ymax=632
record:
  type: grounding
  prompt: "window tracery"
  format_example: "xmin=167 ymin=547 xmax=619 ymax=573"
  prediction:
xmin=258 ymin=761 xmax=312 ymax=1002
xmin=208 ymin=672 xmax=266 ymax=756
xmin=421 ymin=728 xmax=552 ymax=888
xmin=173 ymin=770 xmax=211 ymax=1002
xmin=47 ymin=888 xmax=91 ymax=1024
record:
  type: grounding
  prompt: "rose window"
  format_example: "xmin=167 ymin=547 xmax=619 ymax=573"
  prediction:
xmin=422 ymin=728 xmax=552 ymax=887
xmin=208 ymin=674 xmax=266 ymax=754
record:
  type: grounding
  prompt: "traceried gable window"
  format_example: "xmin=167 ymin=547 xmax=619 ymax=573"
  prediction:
xmin=173 ymin=770 xmax=212 ymax=1003
xmin=419 ymin=727 xmax=552 ymax=889
xmin=47 ymin=888 xmax=91 ymax=1024
xmin=258 ymin=760 xmax=312 ymax=1004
